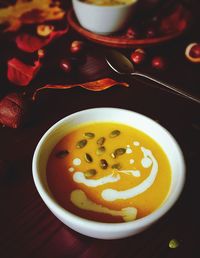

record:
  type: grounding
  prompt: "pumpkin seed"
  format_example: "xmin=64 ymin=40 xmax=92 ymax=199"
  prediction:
xmin=109 ymin=130 xmax=120 ymax=138
xmin=85 ymin=153 xmax=93 ymax=163
xmin=56 ymin=150 xmax=69 ymax=158
xmin=169 ymin=239 xmax=179 ymax=249
xmin=96 ymin=146 xmax=106 ymax=156
xmin=84 ymin=132 xmax=95 ymax=139
xmin=85 ymin=169 xmax=97 ymax=178
xmin=100 ymin=159 xmax=108 ymax=169
xmin=111 ymin=163 xmax=121 ymax=170
xmin=97 ymin=137 xmax=105 ymax=146
xmin=114 ymin=148 xmax=126 ymax=158
xmin=76 ymin=139 xmax=87 ymax=149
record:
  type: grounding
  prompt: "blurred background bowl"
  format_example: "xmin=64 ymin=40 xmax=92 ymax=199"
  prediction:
xmin=72 ymin=0 xmax=139 ymax=35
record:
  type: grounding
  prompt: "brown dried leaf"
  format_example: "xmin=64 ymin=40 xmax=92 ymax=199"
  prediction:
xmin=15 ymin=27 xmax=69 ymax=52
xmin=32 ymin=78 xmax=129 ymax=100
xmin=0 ymin=92 xmax=28 ymax=128
xmin=7 ymin=58 xmax=41 ymax=86
xmin=0 ymin=0 xmax=65 ymax=32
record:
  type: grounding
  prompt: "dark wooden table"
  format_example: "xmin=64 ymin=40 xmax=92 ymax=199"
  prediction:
xmin=0 ymin=3 xmax=200 ymax=258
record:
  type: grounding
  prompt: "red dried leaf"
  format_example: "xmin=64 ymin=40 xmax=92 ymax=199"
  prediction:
xmin=0 ymin=93 xmax=28 ymax=128
xmin=7 ymin=58 xmax=41 ymax=86
xmin=0 ymin=0 xmax=65 ymax=32
xmin=32 ymin=78 xmax=129 ymax=100
xmin=15 ymin=26 xmax=69 ymax=53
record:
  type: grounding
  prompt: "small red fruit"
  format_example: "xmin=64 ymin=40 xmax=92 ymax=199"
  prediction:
xmin=60 ymin=59 xmax=72 ymax=73
xmin=190 ymin=44 xmax=200 ymax=58
xmin=152 ymin=56 xmax=166 ymax=70
xmin=125 ymin=27 xmax=138 ymax=39
xmin=185 ymin=43 xmax=200 ymax=63
xmin=70 ymin=40 xmax=84 ymax=54
xmin=130 ymin=49 xmax=145 ymax=64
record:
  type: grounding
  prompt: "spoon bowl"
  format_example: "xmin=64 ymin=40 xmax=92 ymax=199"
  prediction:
xmin=105 ymin=49 xmax=135 ymax=74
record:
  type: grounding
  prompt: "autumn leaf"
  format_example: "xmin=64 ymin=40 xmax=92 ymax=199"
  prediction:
xmin=7 ymin=58 xmax=41 ymax=86
xmin=0 ymin=92 xmax=28 ymax=128
xmin=0 ymin=0 xmax=65 ymax=32
xmin=15 ymin=26 xmax=69 ymax=52
xmin=32 ymin=78 xmax=129 ymax=100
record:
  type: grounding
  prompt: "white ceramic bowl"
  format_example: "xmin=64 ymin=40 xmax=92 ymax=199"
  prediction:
xmin=72 ymin=0 xmax=138 ymax=35
xmin=32 ymin=108 xmax=185 ymax=239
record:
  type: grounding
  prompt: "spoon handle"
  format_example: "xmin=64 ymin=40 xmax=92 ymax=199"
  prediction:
xmin=133 ymin=72 xmax=200 ymax=104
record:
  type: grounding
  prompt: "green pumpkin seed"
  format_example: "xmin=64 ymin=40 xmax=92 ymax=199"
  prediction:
xmin=96 ymin=146 xmax=106 ymax=156
xmin=85 ymin=153 xmax=93 ymax=163
xmin=84 ymin=132 xmax=95 ymax=139
xmin=85 ymin=169 xmax=97 ymax=178
xmin=76 ymin=139 xmax=87 ymax=149
xmin=100 ymin=159 xmax=108 ymax=169
xmin=55 ymin=150 xmax=69 ymax=158
xmin=97 ymin=137 xmax=105 ymax=146
xmin=109 ymin=130 xmax=120 ymax=138
xmin=111 ymin=163 xmax=121 ymax=170
xmin=114 ymin=148 xmax=126 ymax=158
xmin=169 ymin=239 xmax=179 ymax=249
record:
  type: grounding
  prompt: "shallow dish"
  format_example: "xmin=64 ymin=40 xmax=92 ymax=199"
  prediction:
xmin=32 ymin=108 xmax=185 ymax=239
xmin=67 ymin=7 xmax=191 ymax=48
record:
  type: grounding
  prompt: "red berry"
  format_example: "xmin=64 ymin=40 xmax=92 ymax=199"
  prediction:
xmin=125 ymin=27 xmax=138 ymax=39
xmin=130 ymin=49 xmax=145 ymax=64
xmin=70 ymin=40 xmax=84 ymax=54
xmin=190 ymin=44 xmax=200 ymax=58
xmin=60 ymin=59 xmax=72 ymax=73
xmin=152 ymin=56 xmax=166 ymax=70
xmin=185 ymin=43 xmax=200 ymax=63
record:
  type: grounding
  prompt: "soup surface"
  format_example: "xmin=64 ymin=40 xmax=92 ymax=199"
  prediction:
xmin=47 ymin=122 xmax=171 ymax=223
xmin=81 ymin=0 xmax=134 ymax=6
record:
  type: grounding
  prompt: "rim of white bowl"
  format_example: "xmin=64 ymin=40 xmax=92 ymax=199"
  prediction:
xmin=32 ymin=107 xmax=186 ymax=232
xmin=73 ymin=0 xmax=138 ymax=9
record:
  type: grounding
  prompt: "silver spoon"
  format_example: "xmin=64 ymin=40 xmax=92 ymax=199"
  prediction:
xmin=105 ymin=49 xmax=200 ymax=104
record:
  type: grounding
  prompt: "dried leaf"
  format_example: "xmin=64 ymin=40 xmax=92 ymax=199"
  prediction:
xmin=15 ymin=26 xmax=69 ymax=53
xmin=0 ymin=0 xmax=65 ymax=32
xmin=7 ymin=58 xmax=41 ymax=86
xmin=0 ymin=93 xmax=28 ymax=128
xmin=32 ymin=78 xmax=129 ymax=100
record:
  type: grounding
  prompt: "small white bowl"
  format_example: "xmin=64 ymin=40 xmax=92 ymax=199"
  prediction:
xmin=72 ymin=0 xmax=138 ymax=35
xmin=32 ymin=108 xmax=185 ymax=239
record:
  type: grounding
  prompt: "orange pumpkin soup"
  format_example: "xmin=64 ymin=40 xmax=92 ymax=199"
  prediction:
xmin=47 ymin=122 xmax=171 ymax=223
